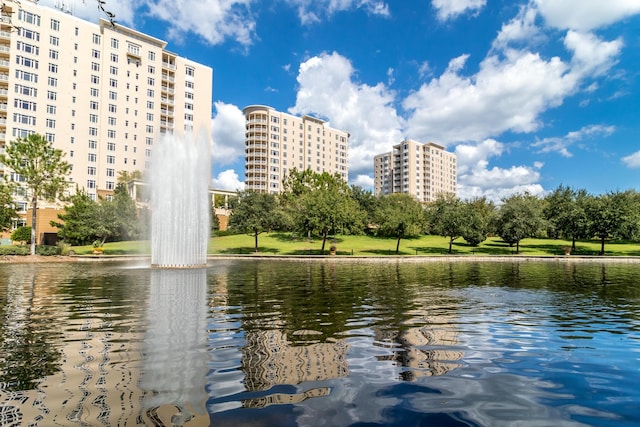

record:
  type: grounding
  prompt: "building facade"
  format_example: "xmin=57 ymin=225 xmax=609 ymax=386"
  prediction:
xmin=374 ymin=139 xmax=457 ymax=203
xmin=0 ymin=0 xmax=212 ymax=236
xmin=243 ymin=105 xmax=349 ymax=193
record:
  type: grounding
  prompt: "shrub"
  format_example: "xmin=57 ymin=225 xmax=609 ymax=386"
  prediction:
xmin=11 ymin=226 xmax=32 ymax=244
xmin=36 ymin=245 xmax=59 ymax=256
xmin=57 ymin=241 xmax=72 ymax=255
xmin=0 ymin=245 xmax=29 ymax=255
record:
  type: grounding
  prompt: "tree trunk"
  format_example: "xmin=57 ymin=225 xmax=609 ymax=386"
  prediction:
xmin=448 ymin=237 xmax=453 ymax=254
xmin=600 ymin=237 xmax=605 ymax=255
xmin=30 ymin=196 xmax=37 ymax=256
xmin=321 ymin=229 xmax=328 ymax=254
xmin=254 ymin=230 xmax=259 ymax=253
xmin=395 ymin=236 xmax=401 ymax=255
xmin=571 ymin=236 xmax=576 ymax=251
xmin=516 ymin=239 xmax=520 ymax=254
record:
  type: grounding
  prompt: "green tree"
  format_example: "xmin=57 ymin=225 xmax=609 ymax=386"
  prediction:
xmin=0 ymin=134 xmax=71 ymax=255
xmin=495 ymin=192 xmax=545 ymax=254
xmin=543 ymin=185 xmax=590 ymax=250
xmin=52 ymin=183 xmax=139 ymax=246
xmin=427 ymin=193 xmax=466 ymax=253
xmin=374 ymin=193 xmax=425 ymax=254
xmin=282 ymin=170 xmax=365 ymax=253
xmin=11 ymin=226 xmax=31 ymax=245
xmin=461 ymin=197 xmax=495 ymax=246
xmin=0 ymin=182 xmax=17 ymax=232
xmin=586 ymin=190 xmax=640 ymax=255
xmin=229 ymin=190 xmax=285 ymax=252
xmin=97 ymin=182 xmax=139 ymax=245
xmin=351 ymin=185 xmax=379 ymax=231
xmin=51 ymin=188 xmax=99 ymax=245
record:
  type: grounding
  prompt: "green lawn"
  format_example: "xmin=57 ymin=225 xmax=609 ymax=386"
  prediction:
xmin=71 ymin=233 xmax=640 ymax=257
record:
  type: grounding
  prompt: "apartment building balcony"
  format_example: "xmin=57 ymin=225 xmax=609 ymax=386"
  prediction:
xmin=160 ymin=85 xmax=175 ymax=94
xmin=0 ymin=104 xmax=7 ymax=112
xmin=0 ymin=44 xmax=10 ymax=56
xmin=247 ymin=118 xmax=268 ymax=125
xmin=0 ymin=16 xmax=10 ymax=24
xmin=160 ymin=95 xmax=174 ymax=104
xmin=246 ymin=142 xmax=267 ymax=151
xmin=0 ymin=58 xmax=8 ymax=70
xmin=0 ymin=30 xmax=9 ymax=40
xmin=161 ymin=60 xmax=176 ymax=70
xmin=245 ymin=132 xmax=268 ymax=140
xmin=0 ymin=132 xmax=5 ymax=140
xmin=161 ymin=73 xmax=175 ymax=82
xmin=160 ymin=107 xmax=174 ymax=117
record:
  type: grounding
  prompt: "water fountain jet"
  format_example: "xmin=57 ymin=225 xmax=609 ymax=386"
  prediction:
xmin=150 ymin=132 xmax=210 ymax=268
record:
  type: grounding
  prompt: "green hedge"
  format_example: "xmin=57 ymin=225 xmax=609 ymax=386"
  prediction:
xmin=0 ymin=245 xmax=60 ymax=256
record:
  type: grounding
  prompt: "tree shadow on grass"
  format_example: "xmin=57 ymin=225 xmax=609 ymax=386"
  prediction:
xmin=268 ymin=232 xmax=345 ymax=245
xmin=219 ymin=246 xmax=279 ymax=255
xmin=361 ymin=249 xmax=415 ymax=256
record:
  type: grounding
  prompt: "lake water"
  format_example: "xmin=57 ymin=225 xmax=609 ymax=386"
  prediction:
xmin=0 ymin=259 xmax=638 ymax=426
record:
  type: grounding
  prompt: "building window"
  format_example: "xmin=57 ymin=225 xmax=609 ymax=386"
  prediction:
xmin=107 ymin=168 xmax=115 ymax=177
xmin=148 ymin=51 xmax=155 ymax=61
xmin=87 ymin=166 xmax=96 ymax=175
xmin=185 ymin=66 xmax=195 ymax=76
xmin=18 ymin=10 xmax=41 ymax=26
xmin=89 ymin=127 xmax=97 ymax=136
xmin=87 ymin=180 xmax=96 ymax=189
xmin=89 ymin=101 xmax=98 ymax=110
xmin=88 ymin=153 xmax=97 ymax=162
xmin=107 ymin=142 xmax=116 ymax=151
xmin=92 ymin=33 xmax=101 ymax=44
xmin=107 ymin=156 xmax=115 ymax=164
xmin=17 ymin=28 xmax=40 ymax=41
xmin=46 ymin=118 xmax=55 ymax=128
xmin=49 ymin=35 xmax=59 ymax=46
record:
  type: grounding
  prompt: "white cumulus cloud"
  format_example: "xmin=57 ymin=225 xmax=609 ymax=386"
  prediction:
xmin=534 ymin=0 xmax=640 ymax=31
xmin=432 ymin=0 xmax=486 ymax=21
xmin=403 ymin=50 xmax=575 ymax=145
xmin=622 ymin=151 xmax=640 ymax=169
xmin=455 ymin=139 xmax=544 ymax=202
xmin=289 ymin=52 xmax=405 ymax=178
xmin=141 ymin=0 xmax=256 ymax=46
xmin=211 ymin=101 xmax=246 ymax=167
xmin=212 ymin=169 xmax=244 ymax=191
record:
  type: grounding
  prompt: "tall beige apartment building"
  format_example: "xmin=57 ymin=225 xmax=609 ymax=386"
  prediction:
xmin=0 ymin=1 xmax=212 ymax=225
xmin=374 ymin=140 xmax=457 ymax=203
xmin=243 ymin=105 xmax=349 ymax=193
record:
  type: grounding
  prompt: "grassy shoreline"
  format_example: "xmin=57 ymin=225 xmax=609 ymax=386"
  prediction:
xmin=65 ymin=233 xmax=640 ymax=257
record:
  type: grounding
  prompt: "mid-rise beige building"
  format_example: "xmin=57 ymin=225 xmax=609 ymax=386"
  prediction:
xmin=0 ymin=0 xmax=212 ymax=235
xmin=374 ymin=140 xmax=457 ymax=202
xmin=243 ymin=105 xmax=349 ymax=193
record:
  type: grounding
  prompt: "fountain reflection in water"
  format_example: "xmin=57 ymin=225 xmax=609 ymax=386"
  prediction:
xmin=142 ymin=269 xmax=210 ymax=425
xmin=150 ymin=132 xmax=210 ymax=268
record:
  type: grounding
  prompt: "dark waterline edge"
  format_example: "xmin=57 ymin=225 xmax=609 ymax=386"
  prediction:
xmin=3 ymin=254 xmax=640 ymax=264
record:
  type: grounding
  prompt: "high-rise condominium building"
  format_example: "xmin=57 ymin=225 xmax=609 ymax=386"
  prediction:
xmin=243 ymin=105 xmax=349 ymax=193
xmin=0 ymin=0 xmax=212 ymax=209
xmin=374 ymin=140 xmax=457 ymax=202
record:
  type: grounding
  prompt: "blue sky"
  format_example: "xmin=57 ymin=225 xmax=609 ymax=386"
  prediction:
xmin=48 ymin=0 xmax=640 ymax=201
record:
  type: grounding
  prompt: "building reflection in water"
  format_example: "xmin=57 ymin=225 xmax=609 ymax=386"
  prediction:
xmin=141 ymin=268 xmax=210 ymax=425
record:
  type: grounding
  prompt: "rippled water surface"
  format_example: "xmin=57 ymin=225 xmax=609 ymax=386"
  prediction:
xmin=0 ymin=259 xmax=639 ymax=426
